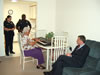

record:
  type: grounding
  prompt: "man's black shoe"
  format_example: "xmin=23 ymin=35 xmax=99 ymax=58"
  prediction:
xmin=10 ymin=52 xmax=15 ymax=54
xmin=6 ymin=54 xmax=9 ymax=56
xmin=43 ymin=72 xmax=51 ymax=75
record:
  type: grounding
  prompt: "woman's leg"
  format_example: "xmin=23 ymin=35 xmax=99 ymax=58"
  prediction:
xmin=5 ymin=35 xmax=10 ymax=56
xmin=24 ymin=48 xmax=44 ymax=65
xmin=9 ymin=35 xmax=15 ymax=53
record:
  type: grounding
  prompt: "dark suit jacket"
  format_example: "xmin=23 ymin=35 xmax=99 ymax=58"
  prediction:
xmin=71 ymin=44 xmax=90 ymax=67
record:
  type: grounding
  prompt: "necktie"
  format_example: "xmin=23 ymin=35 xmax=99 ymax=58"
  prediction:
xmin=77 ymin=45 xmax=80 ymax=50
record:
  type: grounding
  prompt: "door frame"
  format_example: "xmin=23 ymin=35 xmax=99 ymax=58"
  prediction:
xmin=0 ymin=0 xmax=5 ymax=56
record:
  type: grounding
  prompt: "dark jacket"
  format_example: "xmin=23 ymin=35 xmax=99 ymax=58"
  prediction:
xmin=16 ymin=19 xmax=31 ymax=32
xmin=71 ymin=44 xmax=90 ymax=67
xmin=4 ymin=20 xmax=15 ymax=36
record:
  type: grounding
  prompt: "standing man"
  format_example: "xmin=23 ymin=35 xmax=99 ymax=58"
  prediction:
xmin=44 ymin=35 xmax=90 ymax=75
xmin=4 ymin=15 xmax=15 ymax=56
xmin=16 ymin=14 xmax=32 ymax=32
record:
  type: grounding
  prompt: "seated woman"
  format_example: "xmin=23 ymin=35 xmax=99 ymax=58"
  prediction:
xmin=21 ymin=26 xmax=45 ymax=69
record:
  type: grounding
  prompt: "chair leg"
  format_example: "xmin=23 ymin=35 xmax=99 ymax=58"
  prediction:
xmin=23 ymin=58 xmax=25 ymax=70
xmin=36 ymin=59 xmax=38 ymax=65
xmin=32 ymin=58 xmax=38 ymax=65
xmin=50 ymin=61 xmax=52 ymax=70
xmin=32 ymin=58 xmax=34 ymax=64
xmin=20 ymin=55 xmax=22 ymax=64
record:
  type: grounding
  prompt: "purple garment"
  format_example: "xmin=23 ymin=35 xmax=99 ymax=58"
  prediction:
xmin=24 ymin=47 xmax=44 ymax=65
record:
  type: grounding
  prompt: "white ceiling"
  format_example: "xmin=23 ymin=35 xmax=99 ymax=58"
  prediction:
xmin=4 ymin=0 xmax=37 ymax=5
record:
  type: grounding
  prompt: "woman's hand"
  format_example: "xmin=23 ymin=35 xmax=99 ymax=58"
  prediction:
xmin=4 ymin=27 xmax=15 ymax=31
xmin=32 ymin=38 xmax=37 ymax=40
xmin=35 ymin=39 xmax=40 ymax=42
xmin=28 ymin=38 xmax=40 ymax=46
xmin=32 ymin=38 xmax=40 ymax=42
xmin=4 ymin=28 xmax=10 ymax=31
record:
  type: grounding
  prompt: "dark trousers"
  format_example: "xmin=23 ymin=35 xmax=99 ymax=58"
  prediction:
xmin=5 ymin=34 xmax=14 ymax=55
xmin=51 ymin=55 xmax=78 ymax=75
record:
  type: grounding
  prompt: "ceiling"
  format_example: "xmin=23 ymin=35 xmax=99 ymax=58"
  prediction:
xmin=4 ymin=0 xmax=37 ymax=5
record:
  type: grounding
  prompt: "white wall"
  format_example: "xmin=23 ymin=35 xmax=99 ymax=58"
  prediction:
xmin=25 ymin=0 xmax=56 ymax=32
xmin=0 ymin=0 xmax=5 ymax=56
xmin=56 ymin=0 xmax=100 ymax=49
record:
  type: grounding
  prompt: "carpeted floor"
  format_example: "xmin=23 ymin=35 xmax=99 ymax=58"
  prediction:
xmin=0 ymin=56 xmax=47 ymax=75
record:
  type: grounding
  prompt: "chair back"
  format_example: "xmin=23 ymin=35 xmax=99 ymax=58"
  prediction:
xmin=18 ymin=33 xmax=25 ymax=57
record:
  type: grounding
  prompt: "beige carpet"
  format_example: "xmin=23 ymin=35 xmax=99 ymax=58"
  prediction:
xmin=0 ymin=56 xmax=47 ymax=75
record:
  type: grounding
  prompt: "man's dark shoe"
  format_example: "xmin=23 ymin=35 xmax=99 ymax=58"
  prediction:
xmin=6 ymin=54 xmax=9 ymax=56
xmin=43 ymin=72 xmax=51 ymax=75
xmin=37 ymin=66 xmax=46 ymax=69
xmin=10 ymin=52 xmax=15 ymax=54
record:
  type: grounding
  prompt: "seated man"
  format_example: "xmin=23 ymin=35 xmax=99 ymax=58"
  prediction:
xmin=44 ymin=35 xmax=90 ymax=75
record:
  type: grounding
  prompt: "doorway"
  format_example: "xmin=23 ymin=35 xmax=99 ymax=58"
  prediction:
xmin=3 ymin=0 xmax=37 ymax=56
